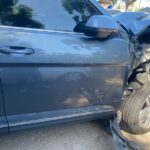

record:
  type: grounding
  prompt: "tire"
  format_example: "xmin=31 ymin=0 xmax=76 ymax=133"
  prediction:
xmin=120 ymin=73 xmax=150 ymax=135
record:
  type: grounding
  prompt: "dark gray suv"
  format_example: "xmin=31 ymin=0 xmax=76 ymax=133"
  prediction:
xmin=0 ymin=0 xmax=150 ymax=135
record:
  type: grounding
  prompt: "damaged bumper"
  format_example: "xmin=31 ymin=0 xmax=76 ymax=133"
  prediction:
xmin=110 ymin=119 xmax=139 ymax=150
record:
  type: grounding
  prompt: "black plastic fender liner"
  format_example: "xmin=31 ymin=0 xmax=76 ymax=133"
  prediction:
xmin=110 ymin=119 xmax=140 ymax=150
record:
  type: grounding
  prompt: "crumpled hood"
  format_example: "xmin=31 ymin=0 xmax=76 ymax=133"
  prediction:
xmin=113 ymin=12 xmax=150 ymax=36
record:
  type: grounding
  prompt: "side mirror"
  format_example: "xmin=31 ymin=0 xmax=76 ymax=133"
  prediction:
xmin=75 ymin=15 xmax=119 ymax=39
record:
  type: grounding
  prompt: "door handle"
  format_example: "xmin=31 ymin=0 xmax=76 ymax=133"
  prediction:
xmin=0 ymin=46 xmax=34 ymax=55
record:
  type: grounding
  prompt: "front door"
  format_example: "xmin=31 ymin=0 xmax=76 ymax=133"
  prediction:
xmin=0 ymin=0 xmax=129 ymax=131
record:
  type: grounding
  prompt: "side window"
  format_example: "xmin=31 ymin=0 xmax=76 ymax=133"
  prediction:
xmin=0 ymin=0 xmax=99 ymax=32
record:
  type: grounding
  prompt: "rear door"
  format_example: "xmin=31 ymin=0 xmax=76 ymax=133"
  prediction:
xmin=0 ymin=0 xmax=129 ymax=131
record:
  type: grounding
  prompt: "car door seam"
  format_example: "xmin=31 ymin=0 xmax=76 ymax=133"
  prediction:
xmin=0 ymin=79 xmax=10 ymax=132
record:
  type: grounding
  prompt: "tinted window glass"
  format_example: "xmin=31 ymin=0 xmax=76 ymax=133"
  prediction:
xmin=0 ymin=0 xmax=98 ymax=31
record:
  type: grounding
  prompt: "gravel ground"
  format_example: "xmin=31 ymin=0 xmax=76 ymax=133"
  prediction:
xmin=0 ymin=121 xmax=117 ymax=150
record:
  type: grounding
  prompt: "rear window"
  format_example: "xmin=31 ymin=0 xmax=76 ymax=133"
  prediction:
xmin=0 ymin=0 xmax=99 ymax=32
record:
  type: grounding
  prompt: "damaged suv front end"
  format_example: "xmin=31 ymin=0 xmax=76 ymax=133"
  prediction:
xmin=112 ymin=12 xmax=150 ymax=134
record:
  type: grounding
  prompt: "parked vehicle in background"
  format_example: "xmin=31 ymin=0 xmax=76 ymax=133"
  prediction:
xmin=0 ymin=0 xmax=150 ymax=135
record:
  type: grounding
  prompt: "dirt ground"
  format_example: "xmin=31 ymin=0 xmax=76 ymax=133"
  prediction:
xmin=0 ymin=121 xmax=150 ymax=150
xmin=0 ymin=121 xmax=117 ymax=150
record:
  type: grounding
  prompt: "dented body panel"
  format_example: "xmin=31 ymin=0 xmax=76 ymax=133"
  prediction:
xmin=113 ymin=12 xmax=150 ymax=36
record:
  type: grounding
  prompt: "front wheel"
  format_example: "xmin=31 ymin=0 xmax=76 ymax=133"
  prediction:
xmin=120 ymin=73 xmax=150 ymax=135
